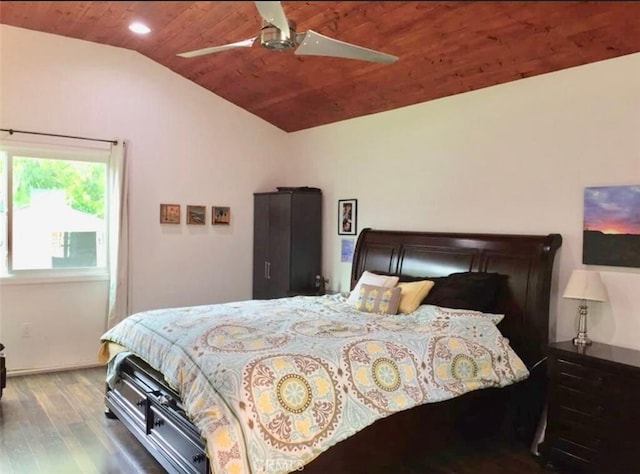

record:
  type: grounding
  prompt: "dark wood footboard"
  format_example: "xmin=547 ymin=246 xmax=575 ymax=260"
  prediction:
xmin=107 ymin=356 xmax=521 ymax=474
xmin=105 ymin=356 xmax=209 ymax=474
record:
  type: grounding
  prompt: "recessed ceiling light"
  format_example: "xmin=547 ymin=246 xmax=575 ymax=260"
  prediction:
xmin=129 ymin=22 xmax=151 ymax=35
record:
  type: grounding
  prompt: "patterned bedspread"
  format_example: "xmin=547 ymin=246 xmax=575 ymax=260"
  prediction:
xmin=100 ymin=294 xmax=529 ymax=474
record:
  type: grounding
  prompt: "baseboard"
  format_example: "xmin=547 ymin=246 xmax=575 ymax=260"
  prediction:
xmin=7 ymin=362 xmax=104 ymax=377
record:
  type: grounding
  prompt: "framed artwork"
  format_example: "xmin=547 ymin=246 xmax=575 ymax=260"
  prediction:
xmin=212 ymin=206 xmax=231 ymax=225
xmin=341 ymin=238 xmax=355 ymax=262
xmin=159 ymin=204 xmax=180 ymax=224
xmin=583 ymin=184 xmax=640 ymax=267
xmin=338 ymin=199 xmax=357 ymax=235
xmin=186 ymin=205 xmax=206 ymax=225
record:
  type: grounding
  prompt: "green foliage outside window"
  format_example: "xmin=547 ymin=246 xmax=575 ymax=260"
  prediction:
xmin=13 ymin=157 xmax=105 ymax=217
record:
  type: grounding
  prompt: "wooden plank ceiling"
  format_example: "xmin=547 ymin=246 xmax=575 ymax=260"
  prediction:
xmin=1 ymin=1 xmax=639 ymax=132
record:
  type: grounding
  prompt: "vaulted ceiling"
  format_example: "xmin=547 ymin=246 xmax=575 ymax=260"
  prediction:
xmin=1 ymin=2 xmax=639 ymax=132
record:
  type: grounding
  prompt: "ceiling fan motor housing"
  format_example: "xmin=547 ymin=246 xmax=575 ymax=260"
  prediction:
xmin=260 ymin=19 xmax=298 ymax=50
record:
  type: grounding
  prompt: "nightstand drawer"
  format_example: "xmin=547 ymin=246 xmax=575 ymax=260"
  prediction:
xmin=549 ymin=437 xmax=598 ymax=464
xmin=556 ymin=386 xmax=607 ymax=420
xmin=556 ymin=359 xmax=640 ymax=397
xmin=555 ymin=359 xmax=605 ymax=389
xmin=549 ymin=417 xmax=603 ymax=451
xmin=556 ymin=386 xmax=639 ymax=428
xmin=555 ymin=358 xmax=640 ymax=398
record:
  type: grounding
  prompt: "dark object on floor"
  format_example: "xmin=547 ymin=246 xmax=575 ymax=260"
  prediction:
xmin=0 ymin=343 xmax=5 ymax=400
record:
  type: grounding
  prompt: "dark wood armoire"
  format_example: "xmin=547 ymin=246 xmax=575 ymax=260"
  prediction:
xmin=252 ymin=189 xmax=322 ymax=299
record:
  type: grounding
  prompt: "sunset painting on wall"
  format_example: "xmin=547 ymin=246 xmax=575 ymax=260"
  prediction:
xmin=583 ymin=184 xmax=640 ymax=268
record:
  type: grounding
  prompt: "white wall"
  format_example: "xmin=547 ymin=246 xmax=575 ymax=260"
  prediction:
xmin=0 ymin=279 xmax=108 ymax=370
xmin=287 ymin=52 xmax=640 ymax=350
xmin=0 ymin=25 xmax=289 ymax=373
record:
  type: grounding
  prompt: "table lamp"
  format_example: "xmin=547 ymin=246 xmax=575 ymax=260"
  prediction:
xmin=562 ymin=269 xmax=608 ymax=346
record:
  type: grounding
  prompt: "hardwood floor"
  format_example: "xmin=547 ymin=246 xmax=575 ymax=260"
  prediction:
xmin=0 ymin=367 xmax=165 ymax=474
xmin=0 ymin=367 xmax=552 ymax=474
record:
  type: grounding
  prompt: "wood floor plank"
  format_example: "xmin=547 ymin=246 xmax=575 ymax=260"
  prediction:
xmin=1 ymin=420 xmax=42 ymax=474
xmin=0 ymin=366 xmax=552 ymax=474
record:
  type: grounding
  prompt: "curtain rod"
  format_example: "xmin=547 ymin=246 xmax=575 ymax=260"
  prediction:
xmin=0 ymin=128 xmax=118 ymax=145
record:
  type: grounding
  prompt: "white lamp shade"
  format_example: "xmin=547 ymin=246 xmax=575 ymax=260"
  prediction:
xmin=563 ymin=270 xmax=608 ymax=302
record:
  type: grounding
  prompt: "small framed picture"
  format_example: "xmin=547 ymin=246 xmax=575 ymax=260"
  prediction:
xmin=160 ymin=204 xmax=180 ymax=224
xmin=338 ymin=199 xmax=357 ymax=235
xmin=186 ymin=205 xmax=206 ymax=225
xmin=341 ymin=238 xmax=355 ymax=262
xmin=212 ymin=206 xmax=231 ymax=225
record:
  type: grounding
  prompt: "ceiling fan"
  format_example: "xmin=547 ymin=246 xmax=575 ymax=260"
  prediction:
xmin=177 ymin=1 xmax=398 ymax=64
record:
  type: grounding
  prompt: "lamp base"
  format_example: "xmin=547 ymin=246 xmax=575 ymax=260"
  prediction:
xmin=573 ymin=333 xmax=592 ymax=346
xmin=573 ymin=301 xmax=592 ymax=346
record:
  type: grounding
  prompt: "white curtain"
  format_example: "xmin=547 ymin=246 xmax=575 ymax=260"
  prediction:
xmin=107 ymin=140 xmax=130 ymax=328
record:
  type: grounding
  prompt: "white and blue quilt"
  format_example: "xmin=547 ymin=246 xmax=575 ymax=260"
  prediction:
xmin=100 ymin=294 xmax=528 ymax=474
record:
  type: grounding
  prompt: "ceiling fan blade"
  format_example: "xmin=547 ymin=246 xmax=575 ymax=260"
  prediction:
xmin=255 ymin=1 xmax=290 ymax=37
xmin=177 ymin=37 xmax=256 ymax=58
xmin=295 ymin=30 xmax=398 ymax=64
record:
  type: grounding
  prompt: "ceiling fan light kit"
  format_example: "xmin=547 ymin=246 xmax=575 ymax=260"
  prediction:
xmin=177 ymin=1 xmax=398 ymax=64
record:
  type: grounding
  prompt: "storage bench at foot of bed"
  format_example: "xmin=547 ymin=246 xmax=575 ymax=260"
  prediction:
xmin=105 ymin=356 xmax=210 ymax=474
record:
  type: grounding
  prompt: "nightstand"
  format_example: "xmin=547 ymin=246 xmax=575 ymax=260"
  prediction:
xmin=542 ymin=341 xmax=640 ymax=473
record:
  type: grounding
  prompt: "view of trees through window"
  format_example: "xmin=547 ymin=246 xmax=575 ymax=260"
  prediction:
xmin=14 ymin=157 xmax=106 ymax=217
xmin=0 ymin=148 xmax=108 ymax=273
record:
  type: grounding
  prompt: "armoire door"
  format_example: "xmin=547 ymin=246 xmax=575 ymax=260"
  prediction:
xmin=266 ymin=193 xmax=292 ymax=297
xmin=252 ymin=194 xmax=271 ymax=299
xmin=253 ymin=193 xmax=292 ymax=299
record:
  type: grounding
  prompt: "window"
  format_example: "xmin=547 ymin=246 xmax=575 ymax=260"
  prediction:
xmin=0 ymin=142 xmax=109 ymax=276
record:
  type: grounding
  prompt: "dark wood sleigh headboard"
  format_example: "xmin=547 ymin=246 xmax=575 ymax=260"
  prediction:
xmin=350 ymin=228 xmax=562 ymax=370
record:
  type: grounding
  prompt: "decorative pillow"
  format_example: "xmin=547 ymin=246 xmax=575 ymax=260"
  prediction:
xmin=348 ymin=270 xmax=399 ymax=305
xmin=423 ymin=272 xmax=504 ymax=312
xmin=397 ymin=280 xmax=435 ymax=314
xmin=354 ymin=284 xmax=402 ymax=314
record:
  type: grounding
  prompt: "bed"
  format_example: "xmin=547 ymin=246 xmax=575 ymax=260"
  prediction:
xmin=100 ymin=228 xmax=562 ymax=474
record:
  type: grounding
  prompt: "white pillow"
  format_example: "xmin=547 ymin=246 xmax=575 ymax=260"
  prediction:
xmin=348 ymin=271 xmax=399 ymax=305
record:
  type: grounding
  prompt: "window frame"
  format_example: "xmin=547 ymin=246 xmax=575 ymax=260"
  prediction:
xmin=0 ymin=140 xmax=111 ymax=280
